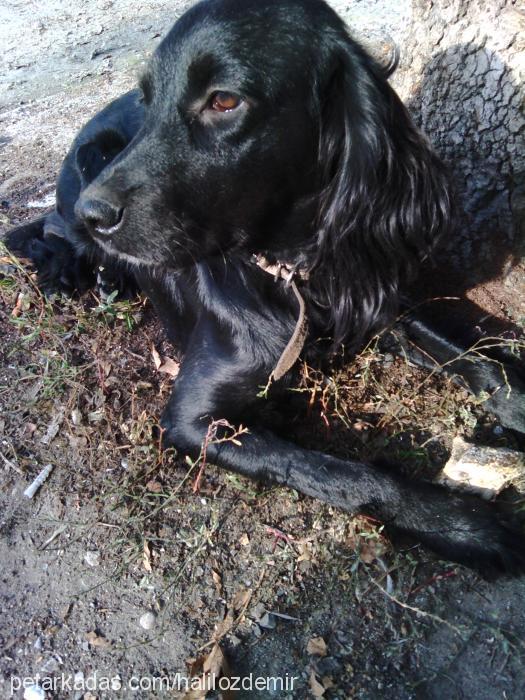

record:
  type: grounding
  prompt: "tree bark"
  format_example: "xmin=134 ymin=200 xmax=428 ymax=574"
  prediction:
xmin=341 ymin=0 xmax=525 ymax=285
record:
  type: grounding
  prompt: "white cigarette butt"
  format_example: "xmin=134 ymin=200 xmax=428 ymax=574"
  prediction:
xmin=23 ymin=464 xmax=55 ymax=499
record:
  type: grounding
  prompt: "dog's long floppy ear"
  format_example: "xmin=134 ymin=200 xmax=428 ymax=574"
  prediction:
xmin=310 ymin=35 xmax=452 ymax=351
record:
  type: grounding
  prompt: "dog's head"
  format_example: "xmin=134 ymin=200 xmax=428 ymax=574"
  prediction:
xmin=76 ymin=0 xmax=451 ymax=345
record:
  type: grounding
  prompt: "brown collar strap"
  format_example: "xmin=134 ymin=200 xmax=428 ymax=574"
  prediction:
xmin=253 ymin=254 xmax=309 ymax=381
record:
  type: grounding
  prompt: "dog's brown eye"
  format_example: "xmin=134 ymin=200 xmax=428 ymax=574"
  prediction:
xmin=210 ymin=91 xmax=242 ymax=112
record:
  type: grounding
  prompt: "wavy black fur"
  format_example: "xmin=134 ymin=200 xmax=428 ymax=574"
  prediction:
xmin=308 ymin=38 xmax=452 ymax=350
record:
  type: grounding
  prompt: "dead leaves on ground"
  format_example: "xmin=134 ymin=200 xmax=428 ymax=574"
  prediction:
xmin=183 ymin=644 xmax=235 ymax=700
xmin=238 ymin=532 xmax=250 ymax=547
xmin=142 ymin=540 xmax=153 ymax=572
xmin=309 ymin=670 xmax=328 ymax=698
xmin=359 ymin=538 xmax=387 ymax=564
xmin=11 ymin=290 xmax=31 ymax=317
xmin=307 ymin=636 xmax=328 ymax=657
xmin=151 ymin=344 xmax=180 ymax=377
xmin=85 ymin=630 xmax=111 ymax=649
xmin=307 ymin=636 xmax=335 ymax=698
xmin=182 ymin=588 xmax=253 ymax=699
xmin=309 ymin=670 xmax=335 ymax=698
xmin=212 ymin=569 xmax=223 ymax=596
xmin=213 ymin=588 xmax=252 ymax=643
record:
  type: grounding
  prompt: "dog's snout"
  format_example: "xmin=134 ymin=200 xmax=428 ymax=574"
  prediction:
xmin=76 ymin=197 xmax=124 ymax=235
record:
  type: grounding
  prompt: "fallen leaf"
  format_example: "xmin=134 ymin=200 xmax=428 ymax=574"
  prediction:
xmin=321 ymin=676 xmax=335 ymax=690
xmin=151 ymin=344 xmax=162 ymax=370
xmin=203 ymin=642 xmax=224 ymax=676
xmin=183 ymin=644 xmax=235 ymax=699
xmin=152 ymin=344 xmax=180 ymax=376
xmin=297 ymin=541 xmax=314 ymax=563
xmin=158 ymin=356 xmax=180 ymax=377
xmin=360 ymin=540 xmax=385 ymax=564
xmin=135 ymin=381 xmax=153 ymax=391
xmin=100 ymin=361 xmax=112 ymax=377
xmin=146 ymin=480 xmax=163 ymax=493
xmin=70 ymin=409 xmax=82 ymax=426
xmin=214 ymin=610 xmax=235 ymax=641
xmin=307 ymin=636 xmax=328 ymax=657
xmin=214 ymin=588 xmax=252 ymax=641
xmin=11 ymin=292 xmax=30 ymax=318
xmin=143 ymin=541 xmax=152 ymax=572
xmin=85 ymin=631 xmax=111 ymax=648
xmin=232 ymin=588 xmax=252 ymax=613
xmin=212 ymin=570 xmax=222 ymax=596
xmin=309 ymin=670 xmax=325 ymax=698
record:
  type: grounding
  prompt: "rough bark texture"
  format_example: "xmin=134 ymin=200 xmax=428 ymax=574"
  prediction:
xmin=338 ymin=0 xmax=524 ymax=287
xmin=391 ymin=0 xmax=525 ymax=283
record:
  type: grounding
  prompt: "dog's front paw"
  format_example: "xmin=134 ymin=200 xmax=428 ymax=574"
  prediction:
xmin=404 ymin=490 xmax=525 ymax=576
xmin=160 ymin=426 xmax=178 ymax=451
xmin=159 ymin=407 xmax=182 ymax=451
xmin=484 ymin=372 xmax=525 ymax=435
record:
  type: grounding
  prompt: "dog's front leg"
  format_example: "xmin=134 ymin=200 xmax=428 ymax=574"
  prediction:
xmin=161 ymin=318 xmax=524 ymax=575
xmin=397 ymin=311 xmax=525 ymax=435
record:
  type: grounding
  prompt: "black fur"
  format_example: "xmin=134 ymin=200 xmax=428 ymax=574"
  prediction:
xmin=6 ymin=0 xmax=524 ymax=573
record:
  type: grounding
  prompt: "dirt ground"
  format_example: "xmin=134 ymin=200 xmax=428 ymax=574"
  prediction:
xmin=1 ymin=1 xmax=525 ymax=699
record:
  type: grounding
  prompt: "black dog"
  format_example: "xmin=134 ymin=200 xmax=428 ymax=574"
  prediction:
xmin=6 ymin=0 xmax=525 ymax=572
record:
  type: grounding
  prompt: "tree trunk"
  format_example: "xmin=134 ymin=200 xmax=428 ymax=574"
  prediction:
xmin=339 ymin=0 xmax=525 ymax=286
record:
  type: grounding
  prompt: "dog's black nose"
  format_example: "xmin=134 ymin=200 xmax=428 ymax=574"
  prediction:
xmin=76 ymin=197 xmax=124 ymax=235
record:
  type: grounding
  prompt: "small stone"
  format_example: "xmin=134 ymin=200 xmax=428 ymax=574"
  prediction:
xmin=24 ymin=686 xmax=46 ymax=700
xmin=436 ymin=436 xmax=525 ymax=499
xmin=84 ymin=551 xmax=100 ymax=567
xmin=139 ymin=611 xmax=157 ymax=630
xmin=71 ymin=409 xmax=82 ymax=426
xmin=258 ymin=613 xmax=276 ymax=630
xmin=40 ymin=656 xmax=59 ymax=674
xmin=251 ymin=603 xmax=266 ymax=620
xmin=88 ymin=410 xmax=105 ymax=423
xmin=382 ymin=353 xmax=394 ymax=367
